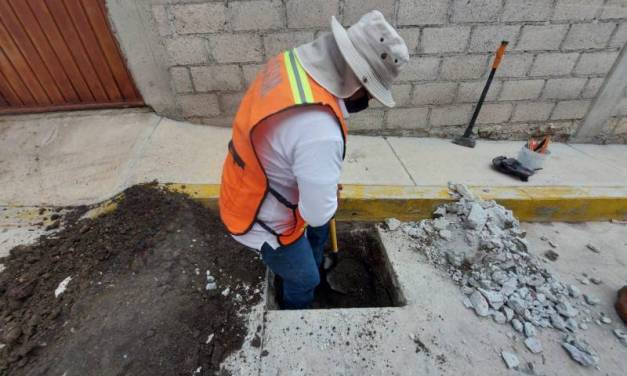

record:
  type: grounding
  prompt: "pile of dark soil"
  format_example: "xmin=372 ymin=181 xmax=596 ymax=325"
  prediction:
xmin=0 ymin=184 xmax=264 ymax=375
xmin=313 ymin=223 xmax=403 ymax=309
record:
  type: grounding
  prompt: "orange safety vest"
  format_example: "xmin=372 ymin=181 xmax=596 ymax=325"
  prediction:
xmin=219 ymin=49 xmax=348 ymax=247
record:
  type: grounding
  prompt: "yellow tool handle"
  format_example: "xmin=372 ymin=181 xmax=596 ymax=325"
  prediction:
xmin=329 ymin=218 xmax=339 ymax=254
xmin=492 ymin=41 xmax=509 ymax=69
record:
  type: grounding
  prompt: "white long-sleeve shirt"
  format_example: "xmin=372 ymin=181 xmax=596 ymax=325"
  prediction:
xmin=232 ymin=100 xmax=348 ymax=251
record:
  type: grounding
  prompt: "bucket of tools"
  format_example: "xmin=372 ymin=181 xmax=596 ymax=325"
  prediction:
xmin=517 ymin=136 xmax=551 ymax=171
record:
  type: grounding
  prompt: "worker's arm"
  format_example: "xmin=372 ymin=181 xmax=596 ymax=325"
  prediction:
xmin=292 ymin=134 xmax=343 ymax=227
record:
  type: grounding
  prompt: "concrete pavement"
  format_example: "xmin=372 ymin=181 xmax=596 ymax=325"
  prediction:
xmin=2 ymin=109 xmax=627 ymax=207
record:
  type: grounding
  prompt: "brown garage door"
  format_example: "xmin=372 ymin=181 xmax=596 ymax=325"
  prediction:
xmin=0 ymin=0 xmax=143 ymax=114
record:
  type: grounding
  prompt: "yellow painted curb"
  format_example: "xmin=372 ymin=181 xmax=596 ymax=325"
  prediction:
xmin=163 ymin=183 xmax=627 ymax=222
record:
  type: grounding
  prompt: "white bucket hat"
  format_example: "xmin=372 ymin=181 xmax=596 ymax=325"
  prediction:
xmin=295 ymin=10 xmax=409 ymax=107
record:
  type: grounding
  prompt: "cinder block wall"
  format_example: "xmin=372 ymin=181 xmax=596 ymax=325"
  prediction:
xmin=135 ymin=0 xmax=627 ymax=142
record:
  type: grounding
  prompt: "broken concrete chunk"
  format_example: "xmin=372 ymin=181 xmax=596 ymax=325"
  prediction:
xmin=205 ymin=282 xmax=217 ymax=291
xmin=562 ymin=336 xmax=599 ymax=367
xmin=385 ymin=218 xmax=401 ymax=231
xmin=551 ymin=314 xmax=567 ymax=331
xmin=600 ymin=316 xmax=612 ymax=324
xmin=524 ymin=322 xmax=536 ymax=338
xmin=433 ymin=217 xmax=450 ymax=231
xmin=501 ymin=351 xmax=520 ymax=369
xmin=583 ymin=294 xmax=600 ymax=306
xmin=432 ymin=207 xmax=446 ymax=218
xmin=466 ymin=203 xmax=487 ymax=230
xmin=469 ymin=290 xmax=490 ymax=317
xmin=506 ymin=295 xmax=527 ymax=316
xmin=493 ymin=311 xmax=507 ymax=324
xmin=589 ymin=277 xmax=602 ymax=285
xmin=585 ymin=243 xmax=600 ymax=253
xmin=568 ymin=285 xmax=581 ymax=299
xmin=524 ymin=337 xmax=543 ymax=354
xmin=478 ymin=288 xmax=505 ymax=310
xmin=556 ymin=301 xmax=578 ymax=318
xmin=439 ymin=229 xmax=452 ymax=240
xmin=462 ymin=296 xmax=473 ymax=309
xmin=512 ymin=319 xmax=524 ymax=333
xmin=613 ymin=329 xmax=627 ymax=347
xmin=504 ymin=307 xmax=514 ymax=322
xmin=578 ymin=277 xmax=590 ymax=285
xmin=544 ymin=250 xmax=559 ymax=261
xmin=579 ymin=323 xmax=588 ymax=330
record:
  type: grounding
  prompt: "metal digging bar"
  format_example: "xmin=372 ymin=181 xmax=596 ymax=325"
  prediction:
xmin=453 ymin=41 xmax=509 ymax=148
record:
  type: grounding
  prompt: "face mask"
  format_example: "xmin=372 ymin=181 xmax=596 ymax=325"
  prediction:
xmin=344 ymin=94 xmax=370 ymax=113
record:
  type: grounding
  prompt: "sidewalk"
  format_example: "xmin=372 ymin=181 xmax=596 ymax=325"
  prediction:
xmin=1 ymin=108 xmax=627 ymax=217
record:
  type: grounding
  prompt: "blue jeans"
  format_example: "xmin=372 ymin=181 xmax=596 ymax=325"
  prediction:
xmin=260 ymin=223 xmax=329 ymax=309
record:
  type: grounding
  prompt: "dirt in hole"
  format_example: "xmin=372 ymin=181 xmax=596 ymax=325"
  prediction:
xmin=0 ymin=184 xmax=264 ymax=376
xmin=312 ymin=222 xmax=401 ymax=309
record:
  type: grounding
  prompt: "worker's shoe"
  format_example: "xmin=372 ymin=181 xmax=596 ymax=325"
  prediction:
xmin=616 ymin=286 xmax=627 ymax=324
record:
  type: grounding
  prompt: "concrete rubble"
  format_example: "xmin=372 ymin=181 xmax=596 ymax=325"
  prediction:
xmin=394 ymin=183 xmax=613 ymax=369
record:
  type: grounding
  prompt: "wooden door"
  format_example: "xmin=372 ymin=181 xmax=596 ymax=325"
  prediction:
xmin=0 ymin=0 xmax=143 ymax=114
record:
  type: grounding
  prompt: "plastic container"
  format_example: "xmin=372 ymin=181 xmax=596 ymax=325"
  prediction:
xmin=517 ymin=144 xmax=551 ymax=170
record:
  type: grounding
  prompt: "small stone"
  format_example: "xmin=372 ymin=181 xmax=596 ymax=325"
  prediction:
xmin=556 ymin=301 xmax=578 ymax=317
xmin=540 ymin=236 xmax=548 ymax=241
xmin=578 ymin=278 xmax=590 ymax=285
xmin=221 ymin=287 xmax=230 ymax=296
xmin=504 ymin=307 xmax=514 ymax=322
xmin=613 ymin=329 xmax=627 ymax=347
xmin=544 ymin=250 xmax=559 ymax=261
xmin=385 ymin=218 xmax=401 ymax=231
xmin=462 ymin=297 xmax=473 ymax=309
xmin=205 ymin=282 xmax=217 ymax=291
xmin=562 ymin=336 xmax=599 ymax=367
xmin=551 ymin=314 xmax=567 ymax=331
xmin=466 ymin=203 xmax=487 ymax=230
xmin=478 ymin=288 xmax=505 ymax=310
xmin=586 ymin=243 xmax=600 ymax=253
xmin=493 ymin=311 xmax=507 ymax=324
xmin=579 ymin=323 xmax=588 ymax=330
xmin=439 ymin=229 xmax=452 ymax=240
xmin=589 ymin=277 xmax=602 ymax=285
xmin=206 ymin=275 xmax=215 ymax=283
xmin=600 ymin=316 xmax=612 ymax=324
xmin=469 ymin=290 xmax=490 ymax=317
xmin=501 ymin=351 xmax=520 ymax=369
xmin=512 ymin=319 xmax=523 ymax=333
xmin=566 ymin=318 xmax=579 ymax=332
xmin=462 ymin=286 xmax=474 ymax=295
xmin=568 ymin=285 xmax=581 ymax=298
xmin=524 ymin=337 xmax=543 ymax=354
xmin=507 ymin=296 xmax=527 ymax=316
xmin=524 ymin=322 xmax=536 ymax=338
xmin=433 ymin=207 xmax=446 ymax=218
xmin=583 ymin=294 xmax=600 ymax=306
xmin=548 ymin=240 xmax=558 ymax=248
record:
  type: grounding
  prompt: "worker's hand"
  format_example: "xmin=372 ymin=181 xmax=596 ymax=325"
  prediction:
xmin=337 ymin=184 xmax=343 ymax=202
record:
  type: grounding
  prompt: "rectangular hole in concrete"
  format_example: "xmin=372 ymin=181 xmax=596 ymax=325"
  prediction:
xmin=266 ymin=222 xmax=405 ymax=310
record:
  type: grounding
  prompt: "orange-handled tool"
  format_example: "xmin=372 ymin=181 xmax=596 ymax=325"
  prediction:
xmin=329 ymin=218 xmax=339 ymax=254
xmin=492 ymin=41 xmax=509 ymax=69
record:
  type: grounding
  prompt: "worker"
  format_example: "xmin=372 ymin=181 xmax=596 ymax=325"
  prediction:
xmin=218 ymin=10 xmax=409 ymax=309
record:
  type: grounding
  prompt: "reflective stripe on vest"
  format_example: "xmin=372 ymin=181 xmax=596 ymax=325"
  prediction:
xmin=219 ymin=50 xmax=348 ymax=247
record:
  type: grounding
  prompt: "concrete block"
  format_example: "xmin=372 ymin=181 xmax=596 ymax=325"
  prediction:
xmin=551 ymin=100 xmax=591 ymax=120
xmin=529 ymin=53 xmax=579 ymax=77
xmin=386 ymin=108 xmax=429 ymax=129
xmin=344 ymin=0 xmax=395 ymax=25
xmin=242 ymin=64 xmax=264 ymax=86
xmin=397 ymin=57 xmax=440 ymax=81
xmin=502 ymin=0 xmax=553 ymax=22
xmin=170 ymin=67 xmax=193 ymax=93
xmin=477 ymin=103 xmax=513 ymax=124
xmin=229 ymin=1 xmax=284 ymax=31
xmin=600 ymin=0 xmax=627 ymax=20
xmin=152 ymin=5 xmax=172 ymax=37
xmin=165 ymin=37 xmax=209 ymax=65
xmin=495 ymin=54 xmax=534 ymax=78
xmin=398 ymin=0 xmax=448 ymax=26
xmin=209 ymin=34 xmax=263 ymax=63
xmin=263 ymin=31 xmax=315 ymax=58
xmin=179 ymin=94 xmax=220 ymax=117
xmin=348 ymin=110 xmax=385 ymax=131
xmin=553 ymin=0 xmax=604 ymax=21
xmin=286 ymin=0 xmax=339 ymax=29
xmin=515 ymin=25 xmax=569 ymax=51
xmin=170 ymin=3 xmax=226 ymax=34
xmin=469 ymin=25 xmax=520 ymax=53
xmin=219 ymin=92 xmax=245 ymax=115
xmin=452 ymin=0 xmax=502 ymax=23
xmin=542 ymin=78 xmax=587 ymax=99
xmin=421 ymin=26 xmax=471 ymax=54
xmin=511 ymin=102 xmax=555 ymax=122
xmin=457 ymin=80 xmax=502 ymax=102
xmin=582 ymin=78 xmax=605 ymax=99
xmin=430 ymin=104 xmax=474 ymax=126
xmin=398 ymin=28 xmax=421 ymax=54
xmin=574 ymin=52 xmax=620 ymax=75
xmin=562 ymin=23 xmax=616 ymax=51
xmin=412 ymin=83 xmax=457 ymax=105
xmin=440 ymin=55 xmax=487 ymax=80
xmin=614 ymin=98 xmax=627 ymax=116
xmin=371 ymin=84 xmax=413 ymax=108
xmin=610 ymin=22 xmax=627 ymax=48
xmin=499 ymin=80 xmax=545 ymax=101
xmin=190 ymin=65 xmax=243 ymax=92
